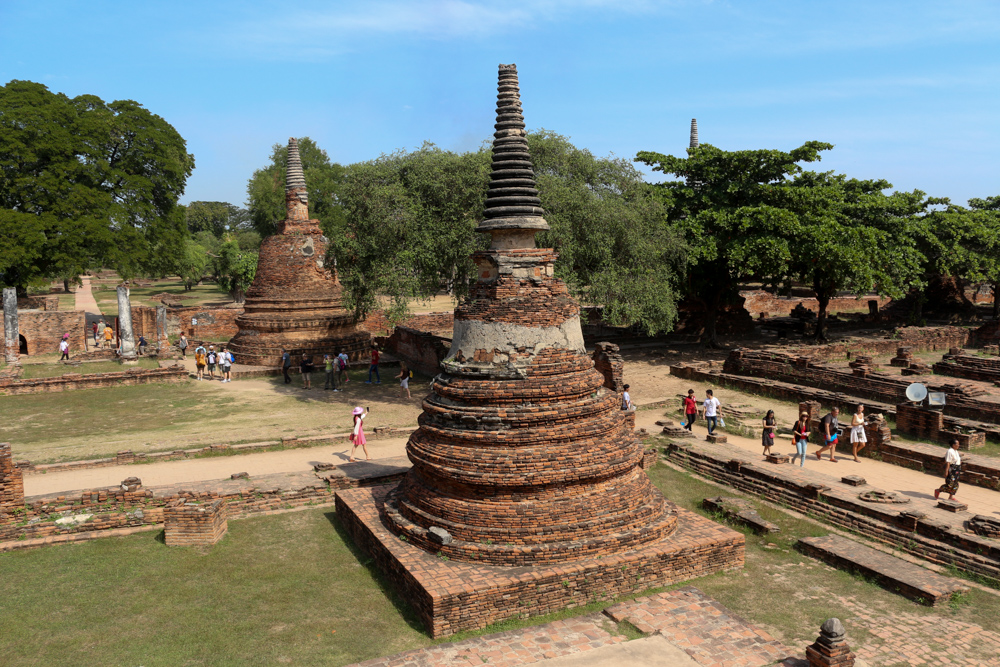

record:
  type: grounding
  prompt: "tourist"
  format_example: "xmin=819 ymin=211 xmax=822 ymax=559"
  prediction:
xmin=621 ymin=384 xmax=633 ymax=411
xmin=301 ymin=353 xmax=314 ymax=389
xmin=178 ymin=333 xmax=188 ymax=359
xmin=59 ymin=335 xmax=69 ymax=360
xmin=397 ymin=362 xmax=411 ymax=399
xmin=792 ymin=412 xmax=810 ymax=467
xmin=96 ymin=319 xmax=105 ymax=346
xmin=366 ymin=345 xmax=381 ymax=384
xmin=220 ymin=346 xmax=233 ymax=382
xmin=348 ymin=406 xmax=370 ymax=462
xmin=281 ymin=349 xmax=292 ymax=384
xmin=761 ymin=409 xmax=776 ymax=456
xmin=815 ymin=407 xmax=840 ymax=462
xmin=934 ymin=438 xmax=963 ymax=501
xmin=683 ymin=389 xmax=698 ymax=431
xmin=137 ymin=335 xmax=147 ymax=356
xmin=206 ymin=345 xmax=218 ymax=380
xmin=323 ymin=354 xmax=339 ymax=391
xmin=338 ymin=351 xmax=350 ymax=385
xmin=850 ymin=404 xmax=867 ymax=462
xmin=103 ymin=322 xmax=113 ymax=349
xmin=92 ymin=321 xmax=98 ymax=346
xmin=194 ymin=345 xmax=207 ymax=381
xmin=704 ymin=390 xmax=721 ymax=435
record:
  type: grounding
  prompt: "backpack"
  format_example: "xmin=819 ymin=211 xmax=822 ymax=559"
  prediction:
xmin=409 ymin=370 xmax=413 ymax=379
xmin=338 ymin=357 xmax=347 ymax=370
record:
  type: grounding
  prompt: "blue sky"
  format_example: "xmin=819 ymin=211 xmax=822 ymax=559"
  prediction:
xmin=1 ymin=1 xmax=998 ymax=207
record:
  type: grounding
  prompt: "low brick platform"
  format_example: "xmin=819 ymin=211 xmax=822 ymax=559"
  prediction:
xmin=350 ymin=586 xmax=793 ymax=667
xmin=798 ymin=534 xmax=968 ymax=606
xmin=163 ymin=498 xmax=228 ymax=546
xmin=335 ymin=484 xmax=745 ymax=638
xmin=702 ymin=496 xmax=780 ymax=534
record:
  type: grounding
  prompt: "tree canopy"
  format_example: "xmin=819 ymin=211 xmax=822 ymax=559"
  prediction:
xmin=0 ymin=80 xmax=194 ymax=290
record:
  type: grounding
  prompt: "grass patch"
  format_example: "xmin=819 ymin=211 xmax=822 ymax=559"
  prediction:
xmin=19 ymin=358 xmax=160 ymax=379
xmin=93 ymin=277 xmax=233 ymax=316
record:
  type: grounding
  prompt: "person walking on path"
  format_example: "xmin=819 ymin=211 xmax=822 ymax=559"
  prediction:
xmin=337 ymin=351 xmax=350 ymax=386
xmin=348 ymin=406 xmax=370 ymax=462
xmin=761 ymin=409 xmax=776 ymax=457
xmin=397 ymin=362 xmax=411 ymax=399
xmin=300 ymin=353 xmax=315 ymax=389
xmin=704 ymin=390 xmax=721 ymax=435
xmin=323 ymin=354 xmax=339 ymax=391
xmin=178 ymin=334 xmax=188 ymax=360
xmin=366 ymin=345 xmax=381 ymax=384
xmin=816 ymin=407 xmax=840 ymax=462
xmin=934 ymin=438 xmax=963 ymax=501
xmin=792 ymin=412 xmax=810 ymax=467
xmin=103 ymin=322 xmax=113 ymax=349
xmin=850 ymin=404 xmax=868 ymax=462
xmin=59 ymin=336 xmax=70 ymax=360
xmin=683 ymin=389 xmax=698 ymax=431
xmin=137 ymin=335 xmax=148 ymax=356
xmin=206 ymin=346 xmax=218 ymax=380
xmin=97 ymin=319 xmax=105 ymax=346
xmin=194 ymin=345 xmax=207 ymax=381
xmin=281 ymin=349 xmax=292 ymax=384
xmin=220 ymin=346 xmax=233 ymax=383
xmin=92 ymin=321 xmax=98 ymax=346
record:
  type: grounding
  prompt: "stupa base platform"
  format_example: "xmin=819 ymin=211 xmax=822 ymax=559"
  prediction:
xmin=335 ymin=484 xmax=745 ymax=638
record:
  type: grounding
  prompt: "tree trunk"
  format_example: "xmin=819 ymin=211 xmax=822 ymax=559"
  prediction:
xmin=814 ymin=289 xmax=830 ymax=341
xmin=702 ymin=292 xmax=722 ymax=349
xmin=993 ymin=280 xmax=999 ymax=320
xmin=63 ymin=278 xmax=71 ymax=293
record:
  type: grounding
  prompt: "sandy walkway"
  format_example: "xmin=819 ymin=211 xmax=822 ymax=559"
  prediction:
xmin=74 ymin=275 xmax=102 ymax=317
xmin=23 ymin=436 xmax=410 ymax=496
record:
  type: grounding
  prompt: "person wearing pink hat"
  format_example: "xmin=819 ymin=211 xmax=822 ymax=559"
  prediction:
xmin=348 ymin=406 xmax=370 ymax=462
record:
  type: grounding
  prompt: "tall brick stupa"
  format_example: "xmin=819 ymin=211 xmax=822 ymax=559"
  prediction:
xmin=336 ymin=65 xmax=744 ymax=638
xmin=228 ymin=138 xmax=369 ymax=366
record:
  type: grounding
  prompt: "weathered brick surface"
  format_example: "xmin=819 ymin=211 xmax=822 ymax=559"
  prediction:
xmin=798 ymin=534 xmax=968 ymax=605
xmin=382 ymin=326 xmax=451 ymax=376
xmin=336 ymin=484 xmax=744 ymax=637
xmin=934 ymin=352 xmax=1000 ymax=384
xmin=362 ymin=311 xmax=454 ymax=336
xmin=163 ymin=498 xmax=228 ymax=546
xmin=741 ymin=289 xmax=890 ymax=320
xmin=1 ymin=309 xmax=86 ymax=357
xmin=0 ymin=443 xmax=25 ymax=512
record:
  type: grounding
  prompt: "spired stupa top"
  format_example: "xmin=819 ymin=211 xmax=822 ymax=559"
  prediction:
xmin=476 ymin=64 xmax=549 ymax=236
xmin=284 ymin=137 xmax=310 ymax=224
xmin=286 ymin=137 xmax=308 ymax=199
xmin=689 ymin=118 xmax=699 ymax=149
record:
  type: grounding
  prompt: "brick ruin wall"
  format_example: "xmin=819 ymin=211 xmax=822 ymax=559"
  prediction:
xmin=783 ymin=326 xmax=971 ymax=360
xmin=722 ymin=348 xmax=1000 ymax=425
xmin=362 ymin=310 xmax=454 ymax=336
xmin=740 ymin=290 xmax=892 ymax=319
xmin=381 ymin=326 xmax=452 ymax=376
xmin=163 ymin=499 xmax=228 ymax=546
xmin=0 ymin=444 xmax=25 ymax=511
xmin=0 ymin=366 xmax=188 ymax=396
xmin=933 ymin=353 xmax=1000 ymax=384
xmin=1 ymin=310 xmax=87 ymax=357
xmin=17 ymin=295 xmax=60 ymax=311
xmin=664 ymin=442 xmax=1000 ymax=582
xmin=130 ymin=306 xmax=243 ymax=345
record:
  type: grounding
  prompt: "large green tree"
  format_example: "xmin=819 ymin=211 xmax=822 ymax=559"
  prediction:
xmin=185 ymin=201 xmax=251 ymax=238
xmin=0 ymin=80 xmax=194 ymax=290
xmin=636 ymin=142 xmax=830 ymax=346
xmin=246 ymin=137 xmax=347 ymax=238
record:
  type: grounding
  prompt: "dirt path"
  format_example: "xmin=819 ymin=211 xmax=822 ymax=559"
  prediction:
xmin=74 ymin=276 xmax=102 ymax=317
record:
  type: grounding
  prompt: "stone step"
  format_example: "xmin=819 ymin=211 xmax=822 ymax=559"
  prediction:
xmin=797 ymin=534 xmax=968 ymax=606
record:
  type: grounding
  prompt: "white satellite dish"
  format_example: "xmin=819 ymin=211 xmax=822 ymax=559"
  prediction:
xmin=905 ymin=383 xmax=928 ymax=403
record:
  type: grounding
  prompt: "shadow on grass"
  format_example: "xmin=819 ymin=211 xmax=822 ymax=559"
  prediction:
xmin=323 ymin=508 xmax=428 ymax=637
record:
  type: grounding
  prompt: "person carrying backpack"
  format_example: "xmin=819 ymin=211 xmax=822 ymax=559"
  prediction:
xmin=337 ymin=352 xmax=350 ymax=386
xmin=206 ymin=346 xmax=218 ymax=380
xmin=194 ymin=345 xmax=207 ymax=381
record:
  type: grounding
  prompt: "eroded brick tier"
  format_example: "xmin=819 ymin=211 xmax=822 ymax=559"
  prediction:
xmin=228 ymin=138 xmax=369 ymax=366
xmin=382 ymin=65 xmax=677 ymax=566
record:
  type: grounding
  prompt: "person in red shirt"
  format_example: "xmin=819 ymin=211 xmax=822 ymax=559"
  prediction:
xmin=682 ymin=389 xmax=698 ymax=431
xmin=366 ymin=345 xmax=381 ymax=384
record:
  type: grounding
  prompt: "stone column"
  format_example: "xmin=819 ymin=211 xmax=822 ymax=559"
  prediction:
xmin=116 ymin=285 xmax=138 ymax=363
xmin=3 ymin=287 xmax=18 ymax=364
xmin=156 ymin=305 xmax=169 ymax=352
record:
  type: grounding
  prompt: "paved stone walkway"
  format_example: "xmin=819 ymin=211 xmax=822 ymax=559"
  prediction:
xmin=350 ymin=587 xmax=796 ymax=667
xmin=73 ymin=275 xmax=102 ymax=317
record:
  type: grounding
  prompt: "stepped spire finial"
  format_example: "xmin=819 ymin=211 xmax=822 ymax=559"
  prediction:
xmin=285 ymin=137 xmax=309 ymax=223
xmin=476 ymin=64 xmax=549 ymax=245
xmin=689 ymin=118 xmax=699 ymax=149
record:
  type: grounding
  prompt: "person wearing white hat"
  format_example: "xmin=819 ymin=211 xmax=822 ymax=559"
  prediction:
xmin=348 ymin=406 xmax=370 ymax=462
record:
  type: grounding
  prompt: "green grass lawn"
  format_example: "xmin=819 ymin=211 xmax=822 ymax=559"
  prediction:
xmin=20 ymin=358 xmax=160 ymax=379
xmin=1 ymin=456 xmax=997 ymax=666
xmin=94 ymin=277 xmax=233 ymax=316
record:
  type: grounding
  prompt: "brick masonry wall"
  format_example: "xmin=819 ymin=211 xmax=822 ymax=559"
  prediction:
xmin=1 ymin=310 xmax=87 ymax=357
xmin=740 ymin=290 xmax=891 ymax=319
xmin=0 ymin=443 xmax=25 ymax=511
xmin=362 ymin=310 xmax=454 ymax=336
xmin=664 ymin=442 xmax=1000 ymax=582
xmin=781 ymin=327 xmax=972 ymax=361
xmin=0 ymin=366 xmax=188 ymax=396
xmin=383 ymin=326 xmax=451 ymax=376
xmin=17 ymin=295 xmax=60 ymax=311
xmin=933 ymin=354 xmax=1000 ymax=384
xmin=163 ymin=499 xmax=228 ymax=546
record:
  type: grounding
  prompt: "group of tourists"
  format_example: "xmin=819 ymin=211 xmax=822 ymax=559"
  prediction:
xmin=92 ymin=319 xmax=115 ymax=349
xmin=192 ymin=343 xmax=234 ymax=382
xmin=684 ymin=390 xmax=966 ymax=502
xmin=277 ymin=345 xmax=413 ymax=398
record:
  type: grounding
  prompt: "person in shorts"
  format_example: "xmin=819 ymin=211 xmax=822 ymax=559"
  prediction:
xmin=220 ymin=346 xmax=233 ymax=383
xmin=816 ymin=407 xmax=840 ymax=462
xmin=300 ymin=353 xmax=314 ymax=389
xmin=103 ymin=323 xmax=114 ymax=349
xmin=137 ymin=335 xmax=148 ymax=356
xmin=683 ymin=389 xmax=698 ymax=431
xmin=206 ymin=346 xmax=218 ymax=380
xmin=337 ymin=351 xmax=350 ymax=385
xmin=178 ymin=334 xmax=188 ymax=359
xmin=194 ymin=345 xmax=207 ymax=380
xmin=397 ymin=362 xmax=411 ymax=399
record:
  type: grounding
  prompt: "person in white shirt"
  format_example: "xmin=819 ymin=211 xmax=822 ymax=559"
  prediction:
xmin=59 ymin=337 xmax=69 ymax=360
xmin=703 ymin=390 xmax=721 ymax=435
xmin=621 ymin=384 xmax=633 ymax=411
xmin=934 ymin=438 xmax=963 ymax=501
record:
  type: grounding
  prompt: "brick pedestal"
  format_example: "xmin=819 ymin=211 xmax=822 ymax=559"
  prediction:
xmin=163 ymin=499 xmax=228 ymax=546
xmin=0 ymin=443 xmax=24 ymax=512
xmin=805 ymin=618 xmax=855 ymax=667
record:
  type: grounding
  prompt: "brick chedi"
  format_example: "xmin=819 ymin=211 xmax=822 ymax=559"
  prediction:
xmin=228 ymin=138 xmax=369 ymax=366
xmin=382 ymin=64 xmax=678 ymax=566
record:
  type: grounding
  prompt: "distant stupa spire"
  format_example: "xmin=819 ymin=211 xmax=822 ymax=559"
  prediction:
xmin=689 ymin=118 xmax=699 ymax=149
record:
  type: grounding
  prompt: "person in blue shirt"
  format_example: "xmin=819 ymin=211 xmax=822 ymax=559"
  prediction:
xmin=281 ymin=349 xmax=292 ymax=384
